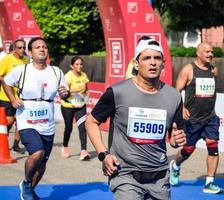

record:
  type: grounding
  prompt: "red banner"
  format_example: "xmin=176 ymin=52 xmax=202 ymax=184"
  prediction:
xmin=90 ymin=0 xmax=172 ymax=130
xmin=96 ymin=0 xmax=172 ymax=86
xmin=0 ymin=0 xmax=172 ymax=132
xmin=0 ymin=0 xmax=42 ymax=52
xmin=87 ymin=82 xmax=109 ymax=131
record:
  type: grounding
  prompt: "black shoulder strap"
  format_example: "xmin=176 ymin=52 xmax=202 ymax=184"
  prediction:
xmin=17 ymin=64 xmax=27 ymax=97
xmin=51 ymin=66 xmax=61 ymax=86
xmin=208 ymin=63 xmax=214 ymax=71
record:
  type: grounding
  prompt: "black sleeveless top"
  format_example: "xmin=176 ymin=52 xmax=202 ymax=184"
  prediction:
xmin=184 ymin=62 xmax=216 ymax=123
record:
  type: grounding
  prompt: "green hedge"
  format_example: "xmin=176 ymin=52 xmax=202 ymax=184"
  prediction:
xmin=91 ymin=51 xmax=106 ymax=56
xmin=170 ymin=47 xmax=224 ymax=57
xmin=91 ymin=47 xmax=224 ymax=58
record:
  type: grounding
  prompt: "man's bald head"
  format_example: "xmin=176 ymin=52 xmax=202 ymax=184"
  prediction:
xmin=197 ymin=43 xmax=212 ymax=54
xmin=196 ymin=43 xmax=213 ymax=65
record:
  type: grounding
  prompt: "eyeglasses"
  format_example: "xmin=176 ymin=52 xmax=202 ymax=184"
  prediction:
xmin=16 ymin=46 xmax=26 ymax=50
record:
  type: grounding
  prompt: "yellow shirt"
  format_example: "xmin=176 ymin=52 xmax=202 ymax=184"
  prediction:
xmin=0 ymin=53 xmax=29 ymax=101
xmin=61 ymin=70 xmax=89 ymax=108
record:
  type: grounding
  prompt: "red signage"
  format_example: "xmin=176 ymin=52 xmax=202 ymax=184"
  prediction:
xmin=96 ymin=0 xmax=172 ymax=86
xmin=109 ymin=38 xmax=125 ymax=77
xmin=0 ymin=0 xmax=172 ymax=132
xmin=87 ymin=82 xmax=109 ymax=130
xmin=0 ymin=0 xmax=43 ymax=52
xmin=91 ymin=0 xmax=173 ymax=130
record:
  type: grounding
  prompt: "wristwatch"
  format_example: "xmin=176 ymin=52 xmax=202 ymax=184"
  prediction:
xmin=98 ymin=151 xmax=110 ymax=161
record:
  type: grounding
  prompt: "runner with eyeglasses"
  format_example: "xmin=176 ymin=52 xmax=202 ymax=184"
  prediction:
xmin=0 ymin=39 xmax=29 ymax=154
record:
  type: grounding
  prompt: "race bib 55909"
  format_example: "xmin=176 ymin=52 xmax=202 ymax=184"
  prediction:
xmin=127 ymin=107 xmax=167 ymax=144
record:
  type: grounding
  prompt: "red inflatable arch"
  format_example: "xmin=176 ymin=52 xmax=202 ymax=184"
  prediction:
xmin=0 ymin=0 xmax=172 ymax=131
xmin=88 ymin=0 xmax=172 ymax=130
xmin=0 ymin=0 xmax=42 ymax=52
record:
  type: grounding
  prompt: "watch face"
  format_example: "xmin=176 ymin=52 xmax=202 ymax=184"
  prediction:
xmin=98 ymin=152 xmax=105 ymax=161
xmin=98 ymin=151 xmax=109 ymax=161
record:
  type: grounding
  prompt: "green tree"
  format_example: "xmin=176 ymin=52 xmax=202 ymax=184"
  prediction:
xmin=24 ymin=0 xmax=104 ymax=56
xmin=153 ymin=0 xmax=224 ymax=31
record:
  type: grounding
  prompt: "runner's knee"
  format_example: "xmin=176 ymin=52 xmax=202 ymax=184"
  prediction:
xmin=206 ymin=140 xmax=219 ymax=156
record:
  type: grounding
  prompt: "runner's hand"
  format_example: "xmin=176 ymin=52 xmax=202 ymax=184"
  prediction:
xmin=102 ymin=154 xmax=120 ymax=176
xmin=183 ymin=107 xmax=190 ymax=120
xmin=171 ymin=122 xmax=186 ymax=147
xmin=58 ymin=85 xmax=69 ymax=99
xmin=11 ymin=99 xmax=23 ymax=109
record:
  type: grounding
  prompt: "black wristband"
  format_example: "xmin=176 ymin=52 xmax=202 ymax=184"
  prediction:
xmin=98 ymin=151 xmax=110 ymax=162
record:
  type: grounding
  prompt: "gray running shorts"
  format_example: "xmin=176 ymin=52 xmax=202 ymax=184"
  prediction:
xmin=109 ymin=170 xmax=170 ymax=200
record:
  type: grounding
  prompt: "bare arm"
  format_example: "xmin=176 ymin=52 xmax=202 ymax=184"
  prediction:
xmin=176 ymin=64 xmax=192 ymax=92
xmin=213 ymin=66 xmax=219 ymax=77
xmin=85 ymin=113 xmax=107 ymax=153
xmin=85 ymin=113 xmax=119 ymax=176
xmin=176 ymin=64 xmax=192 ymax=120
xmin=2 ymin=81 xmax=23 ymax=108
xmin=0 ymin=76 xmax=3 ymax=88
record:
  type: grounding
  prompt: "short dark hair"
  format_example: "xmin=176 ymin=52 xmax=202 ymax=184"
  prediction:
xmin=13 ymin=39 xmax=25 ymax=49
xmin=28 ymin=37 xmax=47 ymax=51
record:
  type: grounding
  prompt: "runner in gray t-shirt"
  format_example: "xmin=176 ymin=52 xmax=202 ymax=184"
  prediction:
xmin=85 ymin=38 xmax=186 ymax=200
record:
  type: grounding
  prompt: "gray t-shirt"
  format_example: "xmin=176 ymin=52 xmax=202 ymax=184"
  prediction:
xmin=92 ymin=79 xmax=183 ymax=175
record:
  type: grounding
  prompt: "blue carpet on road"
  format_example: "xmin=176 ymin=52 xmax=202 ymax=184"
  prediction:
xmin=0 ymin=179 xmax=223 ymax=200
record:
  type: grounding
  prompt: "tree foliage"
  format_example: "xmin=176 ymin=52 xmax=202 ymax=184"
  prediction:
xmin=24 ymin=0 xmax=104 ymax=56
xmin=153 ymin=0 xmax=224 ymax=31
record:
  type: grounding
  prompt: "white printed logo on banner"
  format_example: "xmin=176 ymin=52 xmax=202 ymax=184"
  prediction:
xmin=3 ymin=40 xmax=13 ymax=53
xmin=109 ymin=38 xmax=125 ymax=77
xmin=112 ymin=42 xmax=121 ymax=63
xmin=19 ymin=35 xmax=40 ymax=41
xmin=13 ymin=12 xmax=22 ymax=21
xmin=109 ymin=7 xmax=115 ymax=16
xmin=131 ymin=22 xmax=137 ymax=27
xmin=105 ymin=18 xmax=112 ymax=31
xmin=127 ymin=2 xmax=138 ymax=13
xmin=145 ymin=13 xmax=154 ymax=23
xmin=27 ymin=21 xmax=34 ymax=28
xmin=119 ymin=19 xmax=123 ymax=25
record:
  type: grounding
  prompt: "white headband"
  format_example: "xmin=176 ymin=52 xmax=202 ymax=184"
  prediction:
xmin=135 ymin=39 xmax=164 ymax=59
